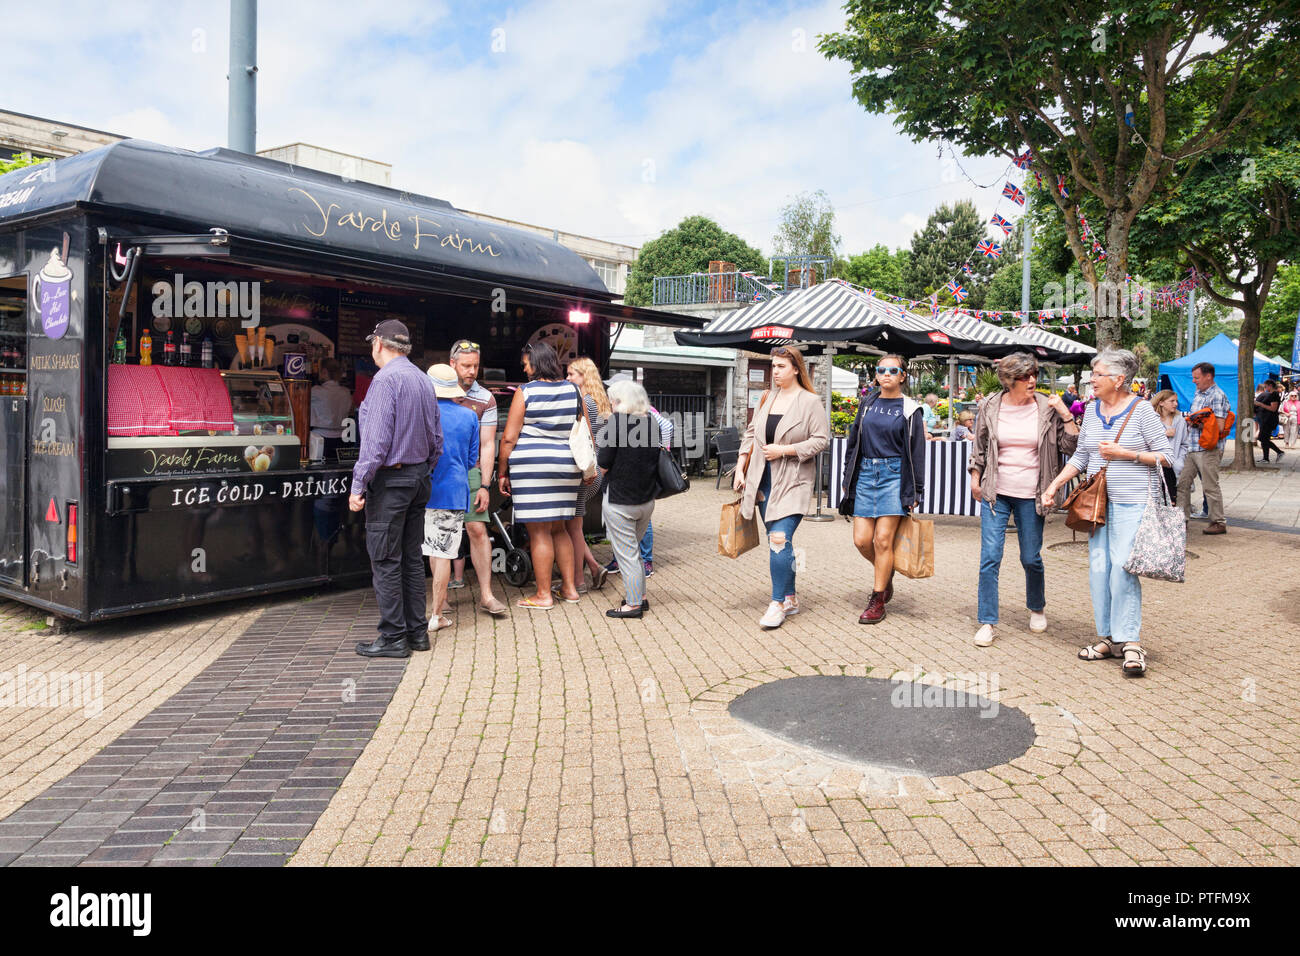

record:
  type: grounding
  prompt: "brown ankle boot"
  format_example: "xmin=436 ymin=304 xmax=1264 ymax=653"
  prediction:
xmin=858 ymin=591 xmax=886 ymax=624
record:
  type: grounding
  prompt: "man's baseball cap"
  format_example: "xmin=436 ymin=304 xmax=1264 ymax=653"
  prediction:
xmin=366 ymin=319 xmax=411 ymax=345
xmin=427 ymin=363 xmax=466 ymax=399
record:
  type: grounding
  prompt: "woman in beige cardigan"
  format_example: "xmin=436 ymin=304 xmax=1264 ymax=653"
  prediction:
xmin=733 ymin=347 xmax=831 ymax=629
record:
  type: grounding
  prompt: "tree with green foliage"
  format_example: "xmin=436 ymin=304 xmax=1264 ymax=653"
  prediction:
xmin=820 ymin=3 xmax=1300 ymax=350
xmin=906 ymin=199 xmax=999 ymax=307
xmin=838 ymin=242 xmax=911 ymax=296
xmin=623 ymin=215 xmax=766 ymax=307
xmin=1132 ymin=139 xmax=1300 ymax=469
xmin=772 ymin=189 xmax=840 ymax=263
xmin=1257 ymin=263 xmax=1300 ymax=358
xmin=0 ymin=152 xmax=50 ymax=176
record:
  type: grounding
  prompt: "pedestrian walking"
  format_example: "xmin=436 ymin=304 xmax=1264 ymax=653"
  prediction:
xmin=733 ymin=347 xmax=830 ymax=629
xmin=1042 ymin=349 xmax=1172 ymax=678
xmin=562 ymin=357 xmax=610 ymax=592
xmin=1255 ymin=379 xmax=1284 ymax=463
xmin=837 ymin=353 xmax=925 ymax=625
xmin=968 ymin=352 xmax=1079 ymax=647
xmin=496 ymin=342 xmax=589 ymax=609
xmin=446 ymin=339 xmax=507 ymax=615
xmin=350 ymin=320 xmax=442 ymax=658
xmin=1281 ymin=389 xmax=1300 ymax=447
xmin=423 ymin=364 xmax=479 ymax=638
xmin=1176 ymin=362 xmax=1230 ymax=534
xmin=1150 ymin=389 xmax=1189 ymax=502
xmin=598 ymin=380 xmax=662 ymax=619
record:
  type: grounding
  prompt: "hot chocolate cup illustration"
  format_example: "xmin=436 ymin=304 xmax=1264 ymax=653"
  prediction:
xmin=33 ymin=249 xmax=73 ymax=340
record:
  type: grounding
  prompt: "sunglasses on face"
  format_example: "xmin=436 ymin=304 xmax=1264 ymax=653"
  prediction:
xmin=876 ymin=367 xmax=903 ymax=375
xmin=1016 ymin=373 xmax=1036 ymax=382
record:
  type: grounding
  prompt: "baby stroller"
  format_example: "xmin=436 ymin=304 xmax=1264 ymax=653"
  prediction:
xmin=457 ymin=477 xmax=534 ymax=587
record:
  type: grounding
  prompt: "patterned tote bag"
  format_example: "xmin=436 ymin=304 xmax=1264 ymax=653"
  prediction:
xmin=1123 ymin=467 xmax=1187 ymax=583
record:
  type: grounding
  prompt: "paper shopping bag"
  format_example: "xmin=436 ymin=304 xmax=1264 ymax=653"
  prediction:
xmin=718 ymin=498 xmax=760 ymax=559
xmin=893 ymin=515 xmax=934 ymax=579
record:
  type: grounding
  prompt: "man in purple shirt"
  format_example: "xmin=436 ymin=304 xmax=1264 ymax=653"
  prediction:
xmin=349 ymin=319 xmax=443 ymax=657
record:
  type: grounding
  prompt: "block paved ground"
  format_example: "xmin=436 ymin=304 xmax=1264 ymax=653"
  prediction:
xmin=0 ymin=475 xmax=1296 ymax=867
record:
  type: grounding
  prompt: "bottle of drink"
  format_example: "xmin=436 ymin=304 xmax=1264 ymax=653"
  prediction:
xmin=140 ymin=329 xmax=153 ymax=365
xmin=180 ymin=333 xmax=192 ymax=367
xmin=112 ymin=332 xmax=127 ymax=365
xmin=201 ymin=336 xmax=214 ymax=369
xmin=164 ymin=330 xmax=177 ymax=366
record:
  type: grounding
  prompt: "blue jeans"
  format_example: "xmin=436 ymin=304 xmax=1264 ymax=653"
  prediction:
xmin=757 ymin=467 xmax=802 ymax=602
xmin=639 ymin=523 xmax=652 ymax=562
xmin=1088 ymin=501 xmax=1145 ymax=644
xmin=978 ymin=496 xmax=1045 ymax=624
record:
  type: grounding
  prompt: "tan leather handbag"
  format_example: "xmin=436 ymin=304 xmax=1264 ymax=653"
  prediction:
xmin=1063 ymin=400 xmax=1139 ymax=535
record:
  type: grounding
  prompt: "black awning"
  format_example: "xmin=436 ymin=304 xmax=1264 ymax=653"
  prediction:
xmin=0 ymin=139 xmax=610 ymax=298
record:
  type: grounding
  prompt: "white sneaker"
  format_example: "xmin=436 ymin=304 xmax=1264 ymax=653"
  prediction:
xmin=760 ymin=601 xmax=787 ymax=629
xmin=974 ymin=624 xmax=995 ymax=647
xmin=782 ymin=596 xmax=800 ymax=617
xmin=1029 ymin=611 xmax=1048 ymax=633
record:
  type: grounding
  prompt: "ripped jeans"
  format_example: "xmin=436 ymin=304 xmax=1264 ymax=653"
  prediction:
xmin=757 ymin=466 xmax=803 ymax=602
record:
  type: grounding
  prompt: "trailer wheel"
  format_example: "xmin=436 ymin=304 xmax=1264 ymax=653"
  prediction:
xmin=503 ymin=549 xmax=532 ymax=588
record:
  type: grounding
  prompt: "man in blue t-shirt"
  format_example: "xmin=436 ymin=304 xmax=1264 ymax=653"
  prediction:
xmin=421 ymin=364 xmax=481 ymax=644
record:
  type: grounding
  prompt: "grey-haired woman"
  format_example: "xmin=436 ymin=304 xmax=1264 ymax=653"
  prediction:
xmin=1042 ymin=349 xmax=1171 ymax=677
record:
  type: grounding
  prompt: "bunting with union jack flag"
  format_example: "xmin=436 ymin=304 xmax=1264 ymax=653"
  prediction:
xmin=976 ymin=239 xmax=1003 ymax=259
xmin=991 ymin=214 xmax=1013 ymax=236
xmin=945 ymin=279 xmax=968 ymax=302
xmin=960 ymin=262 xmax=973 ymax=275
xmin=1002 ymin=182 xmax=1026 ymax=205
xmin=1012 ymin=149 xmax=1033 ymax=170
xmin=1056 ymin=174 xmax=1069 ymax=198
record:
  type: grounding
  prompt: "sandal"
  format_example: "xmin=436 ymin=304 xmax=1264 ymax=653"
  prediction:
xmin=1079 ymin=639 xmax=1118 ymax=661
xmin=592 ymin=566 xmax=609 ymax=590
xmin=1122 ymin=644 xmax=1147 ymax=678
xmin=517 ymin=596 xmax=553 ymax=610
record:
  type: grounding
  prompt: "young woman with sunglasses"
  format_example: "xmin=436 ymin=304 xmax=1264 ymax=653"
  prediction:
xmin=837 ymin=354 xmax=927 ymax=624
xmin=733 ymin=347 xmax=830 ymax=629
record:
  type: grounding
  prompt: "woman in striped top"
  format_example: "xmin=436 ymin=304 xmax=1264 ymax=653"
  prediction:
xmin=497 ymin=343 xmax=587 ymax=609
xmin=1043 ymin=349 xmax=1172 ymax=677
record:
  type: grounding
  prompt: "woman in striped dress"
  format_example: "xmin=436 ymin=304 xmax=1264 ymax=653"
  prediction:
xmin=497 ymin=342 xmax=586 ymax=608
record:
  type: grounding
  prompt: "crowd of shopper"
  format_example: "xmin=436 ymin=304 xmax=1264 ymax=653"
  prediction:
xmin=347 ymin=325 xmax=1255 ymax=681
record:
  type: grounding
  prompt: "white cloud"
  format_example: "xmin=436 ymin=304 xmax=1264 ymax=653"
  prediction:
xmin=7 ymin=0 xmax=1021 ymax=262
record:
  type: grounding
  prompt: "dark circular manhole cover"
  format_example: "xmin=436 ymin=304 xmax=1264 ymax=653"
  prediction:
xmin=728 ymin=676 xmax=1035 ymax=777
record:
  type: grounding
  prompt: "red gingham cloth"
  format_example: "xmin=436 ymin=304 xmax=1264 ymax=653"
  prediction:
xmin=189 ymin=368 xmax=234 ymax=431
xmin=107 ymin=365 xmax=175 ymax=436
xmin=156 ymin=368 xmax=236 ymax=432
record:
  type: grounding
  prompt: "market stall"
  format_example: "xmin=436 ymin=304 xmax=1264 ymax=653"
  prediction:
xmin=0 ymin=139 xmax=702 ymax=621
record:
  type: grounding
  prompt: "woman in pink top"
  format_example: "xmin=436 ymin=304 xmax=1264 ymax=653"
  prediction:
xmin=968 ymin=353 xmax=1080 ymax=647
xmin=1281 ymin=391 xmax=1300 ymax=447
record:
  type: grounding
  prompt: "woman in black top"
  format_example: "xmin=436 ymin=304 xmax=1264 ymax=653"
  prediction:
xmin=838 ymin=354 xmax=927 ymax=625
xmin=597 ymin=380 xmax=662 ymax=619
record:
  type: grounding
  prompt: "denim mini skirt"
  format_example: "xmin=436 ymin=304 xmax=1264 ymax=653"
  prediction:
xmin=853 ymin=456 xmax=905 ymax=517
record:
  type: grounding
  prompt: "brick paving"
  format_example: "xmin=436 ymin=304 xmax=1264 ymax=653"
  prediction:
xmin=0 ymin=592 xmax=405 ymax=866
xmin=1 ymin=480 xmax=1297 ymax=867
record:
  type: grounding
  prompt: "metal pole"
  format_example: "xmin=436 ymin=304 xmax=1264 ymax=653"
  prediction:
xmin=1187 ymin=287 xmax=1197 ymax=352
xmin=947 ymin=357 xmax=956 ymax=431
xmin=806 ymin=348 xmax=836 ymax=521
xmin=228 ymin=0 xmax=258 ymax=153
xmin=1021 ymin=192 xmax=1032 ymax=313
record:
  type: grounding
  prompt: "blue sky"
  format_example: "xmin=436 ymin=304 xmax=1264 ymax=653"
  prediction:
xmin=6 ymin=0 xmax=1016 ymax=256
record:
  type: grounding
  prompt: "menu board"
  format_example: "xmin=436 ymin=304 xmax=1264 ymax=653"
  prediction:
xmin=338 ymin=292 xmax=423 ymax=356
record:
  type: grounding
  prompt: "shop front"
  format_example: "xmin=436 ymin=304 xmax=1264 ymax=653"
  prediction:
xmin=0 ymin=139 xmax=699 ymax=621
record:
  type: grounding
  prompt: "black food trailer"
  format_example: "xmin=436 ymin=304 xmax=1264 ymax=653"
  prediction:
xmin=0 ymin=139 xmax=700 ymax=622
